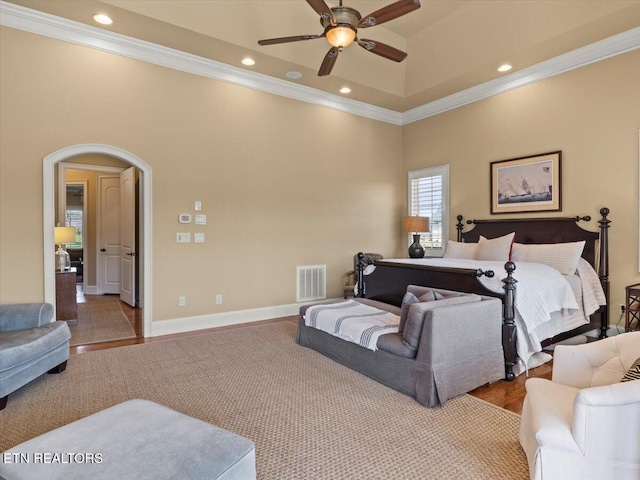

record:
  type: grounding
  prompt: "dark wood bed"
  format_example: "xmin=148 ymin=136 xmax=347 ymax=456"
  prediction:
xmin=355 ymin=208 xmax=611 ymax=381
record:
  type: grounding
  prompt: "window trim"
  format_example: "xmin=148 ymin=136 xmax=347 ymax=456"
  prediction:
xmin=407 ymin=164 xmax=450 ymax=257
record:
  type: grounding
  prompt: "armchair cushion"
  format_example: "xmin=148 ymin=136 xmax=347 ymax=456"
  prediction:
xmin=0 ymin=322 xmax=71 ymax=372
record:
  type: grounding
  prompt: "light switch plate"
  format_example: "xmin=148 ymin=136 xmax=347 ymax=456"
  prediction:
xmin=195 ymin=214 xmax=207 ymax=225
xmin=194 ymin=233 xmax=205 ymax=243
xmin=177 ymin=232 xmax=191 ymax=243
xmin=195 ymin=201 xmax=202 ymax=211
xmin=178 ymin=213 xmax=191 ymax=224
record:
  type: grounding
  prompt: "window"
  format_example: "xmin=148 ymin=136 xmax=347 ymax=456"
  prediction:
xmin=65 ymin=209 xmax=83 ymax=249
xmin=408 ymin=164 xmax=449 ymax=256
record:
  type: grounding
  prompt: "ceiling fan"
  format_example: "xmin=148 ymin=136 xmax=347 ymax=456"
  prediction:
xmin=258 ymin=0 xmax=421 ymax=77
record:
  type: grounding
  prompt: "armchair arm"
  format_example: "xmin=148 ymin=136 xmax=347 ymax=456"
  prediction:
xmin=572 ymin=380 xmax=640 ymax=463
xmin=0 ymin=303 xmax=55 ymax=332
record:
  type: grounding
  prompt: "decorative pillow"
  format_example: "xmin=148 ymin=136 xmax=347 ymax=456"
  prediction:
xmin=511 ymin=241 xmax=586 ymax=275
xmin=399 ymin=290 xmax=438 ymax=333
xmin=476 ymin=233 xmax=515 ymax=261
xmin=621 ymin=357 xmax=640 ymax=382
xmin=444 ymin=241 xmax=478 ymax=260
xmin=402 ymin=295 xmax=481 ymax=351
xmin=399 ymin=292 xmax=420 ymax=333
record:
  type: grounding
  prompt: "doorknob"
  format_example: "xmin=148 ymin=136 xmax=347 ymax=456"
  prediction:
xmin=126 ymin=252 xmax=136 ymax=256
xmin=100 ymin=248 xmax=106 ymax=252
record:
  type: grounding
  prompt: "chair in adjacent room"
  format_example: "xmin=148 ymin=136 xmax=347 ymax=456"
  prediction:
xmin=519 ymin=331 xmax=640 ymax=480
xmin=0 ymin=303 xmax=71 ymax=410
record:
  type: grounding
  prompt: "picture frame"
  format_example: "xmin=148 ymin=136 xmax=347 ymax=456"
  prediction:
xmin=490 ymin=150 xmax=562 ymax=214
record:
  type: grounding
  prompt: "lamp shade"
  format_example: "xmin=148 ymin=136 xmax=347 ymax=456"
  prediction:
xmin=403 ymin=216 xmax=429 ymax=233
xmin=54 ymin=226 xmax=76 ymax=244
xmin=326 ymin=26 xmax=356 ymax=48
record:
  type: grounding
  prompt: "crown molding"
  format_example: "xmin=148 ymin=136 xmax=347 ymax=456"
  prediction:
xmin=401 ymin=26 xmax=640 ymax=125
xmin=0 ymin=1 xmax=403 ymax=125
xmin=1 ymin=1 xmax=638 ymax=126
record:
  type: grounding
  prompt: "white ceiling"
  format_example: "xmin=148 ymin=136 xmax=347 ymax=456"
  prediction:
xmin=6 ymin=0 xmax=640 ymax=111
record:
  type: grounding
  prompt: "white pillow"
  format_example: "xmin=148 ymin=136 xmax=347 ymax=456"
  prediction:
xmin=511 ymin=241 xmax=586 ymax=275
xmin=444 ymin=241 xmax=478 ymax=259
xmin=476 ymin=233 xmax=515 ymax=262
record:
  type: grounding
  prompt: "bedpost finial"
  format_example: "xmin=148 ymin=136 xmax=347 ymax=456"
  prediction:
xmin=456 ymin=215 xmax=463 ymax=221
xmin=504 ymin=261 xmax=516 ymax=275
xmin=357 ymin=252 xmax=364 ymax=260
xmin=600 ymin=207 xmax=609 ymax=217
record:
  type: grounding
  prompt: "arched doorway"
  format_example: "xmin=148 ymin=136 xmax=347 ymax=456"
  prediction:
xmin=43 ymin=144 xmax=152 ymax=337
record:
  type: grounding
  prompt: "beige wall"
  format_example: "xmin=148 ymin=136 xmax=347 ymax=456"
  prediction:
xmin=403 ymin=50 xmax=640 ymax=311
xmin=0 ymin=27 xmax=404 ymax=317
xmin=1 ymin=25 xmax=638 ymax=326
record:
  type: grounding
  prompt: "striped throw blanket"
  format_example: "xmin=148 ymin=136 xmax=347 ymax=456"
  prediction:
xmin=304 ymin=300 xmax=400 ymax=351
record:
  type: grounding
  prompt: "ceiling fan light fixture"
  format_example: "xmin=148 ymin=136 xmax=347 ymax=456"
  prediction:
xmin=326 ymin=26 xmax=356 ymax=49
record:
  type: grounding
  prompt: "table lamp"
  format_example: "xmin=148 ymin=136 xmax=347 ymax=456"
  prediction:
xmin=403 ymin=216 xmax=430 ymax=258
xmin=54 ymin=226 xmax=76 ymax=271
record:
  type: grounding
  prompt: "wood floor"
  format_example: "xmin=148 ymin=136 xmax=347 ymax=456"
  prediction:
xmin=73 ymin=291 xmax=552 ymax=414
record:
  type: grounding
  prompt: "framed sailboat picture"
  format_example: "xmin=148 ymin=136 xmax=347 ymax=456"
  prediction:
xmin=490 ymin=151 xmax=562 ymax=214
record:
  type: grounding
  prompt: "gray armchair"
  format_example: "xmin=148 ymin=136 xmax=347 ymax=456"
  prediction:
xmin=0 ymin=303 xmax=71 ymax=410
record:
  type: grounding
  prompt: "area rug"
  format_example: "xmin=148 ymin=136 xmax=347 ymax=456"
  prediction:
xmin=0 ymin=322 xmax=529 ymax=479
xmin=69 ymin=299 xmax=136 ymax=346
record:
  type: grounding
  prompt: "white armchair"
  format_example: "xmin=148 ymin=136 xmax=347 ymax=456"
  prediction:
xmin=519 ymin=331 xmax=640 ymax=480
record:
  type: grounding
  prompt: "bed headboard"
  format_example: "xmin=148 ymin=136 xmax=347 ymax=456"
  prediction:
xmin=457 ymin=208 xmax=610 ymax=299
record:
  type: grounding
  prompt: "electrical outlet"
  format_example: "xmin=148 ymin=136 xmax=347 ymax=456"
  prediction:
xmin=620 ymin=304 xmax=626 ymax=313
xmin=215 ymin=294 xmax=222 ymax=305
xmin=179 ymin=296 xmax=186 ymax=307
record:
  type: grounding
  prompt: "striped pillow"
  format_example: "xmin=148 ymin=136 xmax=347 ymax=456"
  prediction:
xmin=511 ymin=241 xmax=585 ymax=275
xmin=621 ymin=357 xmax=640 ymax=382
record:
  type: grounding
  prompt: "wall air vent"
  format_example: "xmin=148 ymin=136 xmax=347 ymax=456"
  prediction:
xmin=297 ymin=265 xmax=326 ymax=302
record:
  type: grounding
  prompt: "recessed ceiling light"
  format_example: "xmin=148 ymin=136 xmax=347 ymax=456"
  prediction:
xmin=339 ymin=87 xmax=351 ymax=94
xmin=498 ymin=64 xmax=512 ymax=73
xmin=92 ymin=13 xmax=113 ymax=25
xmin=241 ymin=57 xmax=255 ymax=66
xmin=286 ymin=71 xmax=302 ymax=80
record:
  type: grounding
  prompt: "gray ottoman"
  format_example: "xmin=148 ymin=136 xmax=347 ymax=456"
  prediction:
xmin=0 ymin=399 xmax=256 ymax=480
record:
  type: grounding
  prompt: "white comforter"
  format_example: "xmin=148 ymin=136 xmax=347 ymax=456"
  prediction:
xmin=377 ymin=257 xmax=605 ymax=367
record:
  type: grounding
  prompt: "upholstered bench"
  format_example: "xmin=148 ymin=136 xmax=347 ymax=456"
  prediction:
xmin=0 ymin=399 xmax=256 ymax=480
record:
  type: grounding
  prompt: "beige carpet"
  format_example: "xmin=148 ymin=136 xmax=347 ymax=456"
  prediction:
xmin=69 ymin=299 xmax=136 ymax=346
xmin=0 ymin=323 xmax=529 ymax=479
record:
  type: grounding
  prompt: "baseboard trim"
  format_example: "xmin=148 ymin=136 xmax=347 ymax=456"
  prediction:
xmin=84 ymin=285 xmax=98 ymax=295
xmin=149 ymin=298 xmax=340 ymax=337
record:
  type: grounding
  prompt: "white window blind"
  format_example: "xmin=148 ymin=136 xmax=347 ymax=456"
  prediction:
xmin=65 ymin=209 xmax=83 ymax=249
xmin=408 ymin=165 xmax=449 ymax=255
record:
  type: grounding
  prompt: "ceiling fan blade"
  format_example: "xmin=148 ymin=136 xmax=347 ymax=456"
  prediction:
xmin=318 ymin=47 xmax=340 ymax=76
xmin=306 ymin=0 xmax=336 ymax=25
xmin=258 ymin=34 xmax=324 ymax=46
xmin=358 ymin=0 xmax=421 ymax=28
xmin=357 ymin=39 xmax=407 ymax=62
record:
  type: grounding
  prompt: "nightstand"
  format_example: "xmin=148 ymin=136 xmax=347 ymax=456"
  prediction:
xmin=625 ymin=283 xmax=640 ymax=332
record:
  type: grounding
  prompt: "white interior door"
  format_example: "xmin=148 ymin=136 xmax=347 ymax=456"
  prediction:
xmin=120 ymin=167 xmax=136 ymax=306
xmin=98 ymin=175 xmax=121 ymax=294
